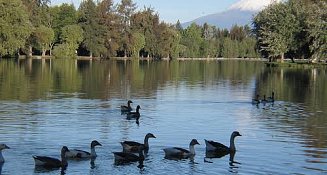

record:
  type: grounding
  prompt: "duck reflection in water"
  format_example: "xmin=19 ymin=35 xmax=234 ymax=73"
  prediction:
xmin=90 ymin=157 xmax=96 ymax=169
xmin=113 ymin=146 xmax=145 ymax=169
xmin=34 ymin=165 xmax=67 ymax=175
xmin=0 ymin=162 xmax=3 ymax=174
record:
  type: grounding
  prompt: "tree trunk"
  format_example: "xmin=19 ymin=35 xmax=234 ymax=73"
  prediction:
xmin=281 ymin=53 xmax=284 ymax=63
xmin=42 ymin=47 xmax=46 ymax=57
xmin=49 ymin=43 xmax=54 ymax=56
xmin=28 ymin=46 xmax=33 ymax=57
xmin=90 ymin=51 xmax=93 ymax=58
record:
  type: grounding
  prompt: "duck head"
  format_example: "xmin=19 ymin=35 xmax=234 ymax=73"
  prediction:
xmin=91 ymin=140 xmax=102 ymax=148
xmin=61 ymin=146 xmax=70 ymax=154
xmin=0 ymin=144 xmax=10 ymax=150
xmin=128 ymin=100 xmax=133 ymax=104
xmin=231 ymin=131 xmax=242 ymax=138
xmin=190 ymin=139 xmax=200 ymax=146
xmin=145 ymin=133 xmax=156 ymax=139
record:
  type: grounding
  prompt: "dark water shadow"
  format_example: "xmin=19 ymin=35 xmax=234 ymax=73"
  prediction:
xmin=0 ymin=162 xmax=3 ymax=174
xmin=34 ymin=165 xmax=66 ymax=175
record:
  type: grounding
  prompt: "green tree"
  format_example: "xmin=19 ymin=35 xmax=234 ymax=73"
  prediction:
xmin=22 ymin=0 xmax=51 ymax=56
xmin=131 ymin=31 xmax=145 ymax=58
xmin=50 ymin=3 xmax=77 ymax=44
xmin=181 ymin=23 xmax=203 ymax=58
xmin=33 ymin=25 xmax=54 ymax=56
xmin=306 ymin=1 xmax=327 ymax=62
xmin=53 ymin=25 xmax=83 ymax=58
xmin=254 ymin=2 xmax=299 ymax=62
xmin=97 ymin=0 xmax=120 ymax=57
xmin=0 ymin=0 xmax=32 ymax=57
xmin=118 ymin=0 xmax=137 ymax=57
xmin=78 ymin=0 xmax=106 ymax=57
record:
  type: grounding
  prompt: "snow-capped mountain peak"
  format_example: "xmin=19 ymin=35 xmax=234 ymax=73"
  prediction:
xmin=229 ymin=0 xmax=281 ymax=12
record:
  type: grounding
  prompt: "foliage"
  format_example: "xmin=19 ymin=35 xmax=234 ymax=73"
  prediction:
xmin=1 ymin=0 xmax=259 ymax=59
xmin=305 ymin=1 xmax=327 ymax=61
xmin=53 ymin=24 xmax=83 ymax=58
xmin=253 ymin=0 xmax=326 ymax=61
xmin=253 ymin=2 xmax=297 ymax=61
xmin=33 ymin=25 xmax=54 ymax=56
xmin=78 ymin=0 xmax=106 ymax=57
xmin=130 ymin=32 xmax=145 ymax=58
xmin=0 ymin=0 xmax=32 ymax=56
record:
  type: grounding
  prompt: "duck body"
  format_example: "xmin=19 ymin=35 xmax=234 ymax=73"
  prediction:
xmin=261 ymin=95 xmax=268 ymax=104
xmin=126 ymin=105 xmax=141 ymax=120
xmin=33 ymin=146 xmax=69 ymax=169
xmin=121 ymin=100 xmax=133 ymax=112
xmin=252 ymin=94 xmax=260 ymax=105
xmin=267 ymin=92 xmax=275 ymax=103
xmin=163 ymin=139 xmax=199 ymax=159
xmin=33 ymin=156 xmax=63 ymax=168
xmin=121 ymin=133 xmax=156 ymax=152
xmin=65 ymin=140 xmax=102 ymax=159
xmin=205 ymin=131 xmax=241 ymax=153
xmin=0 ymin=144 xmax=10 ymax=163
xmin=113 ymin=146 xmax=145 ymax=164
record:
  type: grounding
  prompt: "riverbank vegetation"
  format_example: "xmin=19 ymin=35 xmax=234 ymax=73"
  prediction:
xmin=253 ymin=0 xmax=326 ymax=63
xmin=0 ymin=0 xmax=325 ymax=62
xmin=0 ymin=0 xmax=257 ymax=59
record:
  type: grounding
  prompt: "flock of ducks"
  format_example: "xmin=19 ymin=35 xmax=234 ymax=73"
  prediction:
xmin=252 ymin=92 xmax=275 ymax=105
xmin=0 ymin=100 xmax=244 ymax=172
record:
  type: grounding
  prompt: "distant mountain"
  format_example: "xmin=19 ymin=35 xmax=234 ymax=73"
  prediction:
xmin=182 ymin=9 xmax=255 ymax=29
xmin=182 ymin=0 xmax=281 ymax=29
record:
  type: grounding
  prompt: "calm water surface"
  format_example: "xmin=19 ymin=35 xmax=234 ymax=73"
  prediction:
xmin=0 ymin=59 xmax=326 ymax=175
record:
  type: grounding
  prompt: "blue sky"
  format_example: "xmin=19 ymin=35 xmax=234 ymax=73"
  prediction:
xmin=51 ymin=0 xmax=239 ymax=23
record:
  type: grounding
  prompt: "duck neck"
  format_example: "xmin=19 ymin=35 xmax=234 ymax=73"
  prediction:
xmin=144 ymin=136 xmax=149 ymax=149
xmin=189 ymin=145 xmax=196 ymax=155
xmin=0 ymin=151 xmax=4 ymax=163
xmin=230 ymin=136 xmax=236 ymax=152
xmin=91 ymin=146 xmax=97 ymax=157
xmin=61 ymin=152 xmax=68 ymax=167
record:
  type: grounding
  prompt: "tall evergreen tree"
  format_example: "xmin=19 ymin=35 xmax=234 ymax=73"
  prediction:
xmin=117 ymin=0 xmax=136 ymax=57
xmin=78 ymin=0 xmax=106 ymax=57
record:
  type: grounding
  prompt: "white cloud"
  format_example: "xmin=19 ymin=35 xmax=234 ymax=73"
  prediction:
xmin=229 ymin=0 xmax=282 ymax=11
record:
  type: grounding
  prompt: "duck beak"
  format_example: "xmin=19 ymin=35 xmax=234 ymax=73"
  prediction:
xmin=98 ymin=143 xmax=102 ymax=146
xmin=238 ymin=133 xmax=242 ymax=136
xmin=5 ymin=145 xmax=10 ymax=149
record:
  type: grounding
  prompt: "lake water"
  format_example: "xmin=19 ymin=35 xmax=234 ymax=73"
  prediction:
xmin=0 ymin=59 xmax=326 ymax=175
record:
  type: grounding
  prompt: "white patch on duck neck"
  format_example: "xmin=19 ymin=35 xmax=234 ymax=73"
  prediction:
xmin=189 ymin=144 xmax=196 ymax=155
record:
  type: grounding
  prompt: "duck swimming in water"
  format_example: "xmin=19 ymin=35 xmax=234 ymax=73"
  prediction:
xmin=267 ymin=92 xmax=275 ymax=103
xmin=65 ymin=140 xmax=102 ymax=159
xmin=33 ymin=146 xmax=69 ymax=169
xmin=121 ymin=100 xmax=133 ymax=112
xmin=113 ymin=146 xmax=145 ymax=164
xmin=126 ymin=105 xmax=141 ymax=119
xmin=121 ymin=133 xmax=156 ymax=153
xmin=252 ymin=94 xmax=260 ymax=105
xmin=205 ymin=131 xmax=241 ymax=153
xmin=163 ymin=139 xmax=200 ymax=159
xmin=0 ymin=144 xmax=10 ymax=163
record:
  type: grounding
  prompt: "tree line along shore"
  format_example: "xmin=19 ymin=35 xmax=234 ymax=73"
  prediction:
xmin=0 ymin=0 xmax=326 ymax=64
